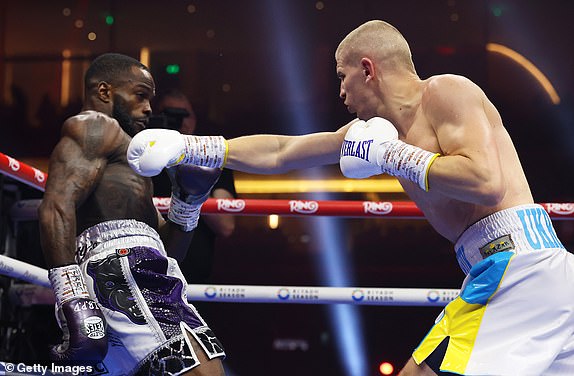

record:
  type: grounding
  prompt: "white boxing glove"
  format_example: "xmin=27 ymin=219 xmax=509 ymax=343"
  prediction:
xmin=127 ymin=128 xmax=227 ymax=177
xmin=340 ymin=118 xmax=398 ymax=178
xmin=127 ymin=129 xmax=185 ymax=177
xmin=340 ymin=117 xmax=440 ymax=191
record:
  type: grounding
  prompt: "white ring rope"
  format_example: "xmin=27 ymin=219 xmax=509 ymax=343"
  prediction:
xmin=186 ymin=284 xmax=460 ymax=306
xmin=0 ymin=254 xmax=50 ymax=288
xmin=0 ymin=254 xmax=459 ymax=306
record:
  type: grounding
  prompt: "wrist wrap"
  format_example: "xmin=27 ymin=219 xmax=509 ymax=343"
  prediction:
xmin=167 ymin=193 xmax=207 ymax=232
xmin=49 ymin=264 xmax=90 ymax=306
xmin=178 ymin=135 xmax=228 ymax=169
xmin=377 ymin=140 xmax=439 ymax=191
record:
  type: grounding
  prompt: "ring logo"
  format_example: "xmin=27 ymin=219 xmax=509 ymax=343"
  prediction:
xmin=217 ymin=199 xmax=246 ymax=212
xmin=0 ymin=259 xmax=14 ymax=274
xmin=33 ymin=168 xmax=45 ymax=183
xmin=352 ymin=289 xmax=365 ymax=302
xmin=427 ymin=290 xmax=440 ymax=303
xmin=363 ymin=289 xmax=394 ymax=302
xmin=363 ymin=201 xmax=393 ymax=215
xmin=204 ymin=286 xmax=217 ymax=299
xmin=546 ymin=203 xmax=574 ymax=216
xmin=277 ymin=288 xmax=290 ymax=300
xmin=289 ymin=200 xmax=318 ymax=214
xmin=217 ymin=287 xmax=246 ymax=299
xmin=7 ymin=157 xmax=20 ymax=171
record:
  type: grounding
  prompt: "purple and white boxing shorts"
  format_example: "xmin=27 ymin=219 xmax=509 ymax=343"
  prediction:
xmin=75 ymin=219 xmax=225 ymax=375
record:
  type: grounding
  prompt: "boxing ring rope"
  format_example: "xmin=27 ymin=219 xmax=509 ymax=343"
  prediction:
xmin=3 ymin=151 xmax=574 ymax=219
xmin=1 ymin=151 xmax=573 ymax=307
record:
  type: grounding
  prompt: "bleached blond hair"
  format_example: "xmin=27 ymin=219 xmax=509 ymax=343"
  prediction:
xmin=336 ymin=20 xmax=416 ymax=73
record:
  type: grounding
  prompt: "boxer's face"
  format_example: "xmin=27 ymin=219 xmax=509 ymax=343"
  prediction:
xmin=112 ymin=67 xmax=155 ymax=136
xmin=336 ymin=52 xmax=377 ymax=120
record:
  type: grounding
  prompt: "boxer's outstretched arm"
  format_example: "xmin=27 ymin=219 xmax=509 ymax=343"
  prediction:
xmin=128 ymin=119 xmax=358 ymax=177
xmin=225 ymin=119 xmax=358 ymax=174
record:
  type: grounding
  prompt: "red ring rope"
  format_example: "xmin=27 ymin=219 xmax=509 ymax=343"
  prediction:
xmin=2 ymin=151 xmax=574 ymax=219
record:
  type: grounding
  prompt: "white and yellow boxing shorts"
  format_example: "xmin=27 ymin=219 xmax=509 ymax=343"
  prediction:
xmin=413 ymin=204 xmax=574 ymax=375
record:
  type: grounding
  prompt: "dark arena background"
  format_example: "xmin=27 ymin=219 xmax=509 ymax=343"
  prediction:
xmin=1 ymin=1 xmax=573 ymax=375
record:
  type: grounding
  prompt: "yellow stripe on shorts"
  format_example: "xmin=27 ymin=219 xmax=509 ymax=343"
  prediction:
xmin=412 ymin=251 xmax=514 ymax=374
xmin=413 ymin=297 xmax=485 ymax=373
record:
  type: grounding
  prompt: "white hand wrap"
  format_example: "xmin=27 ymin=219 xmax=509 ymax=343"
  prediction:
xmin=179 ymin=135 xmax=228 ymax=169
xmin=377 ymin=140 xmax=439 ymax=191
xmin=49 ymin=264 xmax=90 ymax=306
xmin=167 ymin=193 xmax=205 ymax=232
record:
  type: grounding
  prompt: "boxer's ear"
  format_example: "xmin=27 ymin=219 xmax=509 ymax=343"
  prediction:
xmin=361 ymin=57 xmax=376 ymax=83
xmin=96 ymin=81 xmax=112 ymax=103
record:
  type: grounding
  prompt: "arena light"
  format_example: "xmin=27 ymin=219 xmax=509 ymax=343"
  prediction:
xmin=486 ymin=43 xmax=560 ymax=105
xmin=234 ymin=176 xmax=403 ymax=193
xmin=60 ymin=49 xmax=71 ymax=107
xmin=139 ymin=47 xmax=150 ymax=68
xmin=261 ymin=2 xmax=367 ymax=375
xmin=166 ymin=64 xmax=180 ymax=74
xmin=379 ymin=361 xmax=394 ymax=375
xmin=314 ymin=209 xmax=366 ymax=376
xmin=268 ymin=214 xmax=279 ymax=229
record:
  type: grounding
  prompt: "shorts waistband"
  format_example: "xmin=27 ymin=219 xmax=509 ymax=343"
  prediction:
xmin=454 ymin=204 xmax=564 ymax=274
xmin=76 ymin=219 xmax=161 ymax=263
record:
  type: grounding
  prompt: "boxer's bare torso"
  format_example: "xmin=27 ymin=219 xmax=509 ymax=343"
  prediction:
xmin=394 ymin=75 xmax=534 ymax=242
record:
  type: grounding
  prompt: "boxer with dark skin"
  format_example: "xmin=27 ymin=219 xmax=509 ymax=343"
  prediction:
xmin=38 ymin=53 xmax=224 ymax=375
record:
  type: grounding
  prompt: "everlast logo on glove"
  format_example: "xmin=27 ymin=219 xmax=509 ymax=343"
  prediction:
xmin=341 ymin=139 xmax=374 ymax=161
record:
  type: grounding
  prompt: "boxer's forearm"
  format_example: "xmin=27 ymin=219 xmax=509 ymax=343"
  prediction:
xmin=38 ymin=199 xmax=78 ymax=268
xmin=159 ymin=223 xmax=194 ymax=262
xmin=225 ymin=131 xmax=343 ymax=174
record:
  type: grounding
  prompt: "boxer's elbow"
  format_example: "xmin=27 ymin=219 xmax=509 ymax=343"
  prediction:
xmin=474 ymin=172 xmax=505 ymax=206
xmin=38 ymin=199 xmax=69 ymax=227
